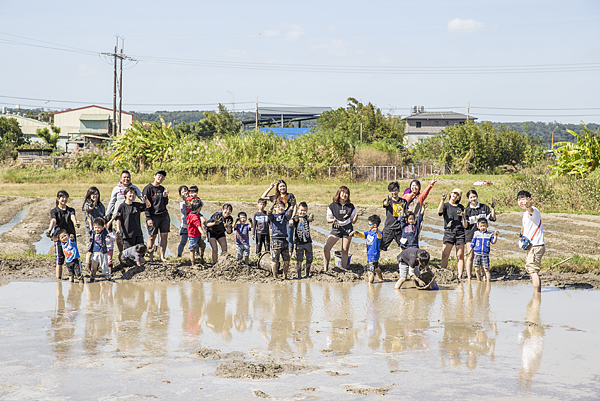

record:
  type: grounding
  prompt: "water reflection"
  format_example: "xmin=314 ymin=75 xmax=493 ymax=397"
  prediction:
xmin=48 ymin=282 xmax=83 ymax=360
xmin=518 ymin=293 xmax=544 ymax=392
xmin=439 ymin=281 xmax=497 ymax=369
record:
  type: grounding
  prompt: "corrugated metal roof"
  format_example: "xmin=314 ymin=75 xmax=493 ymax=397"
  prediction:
xmin=80 ymin=114 xmax=110 ymax=121
xmin=403 ymin=111 xmax=476 ymax=120
xmin=258 ymin=107 xmax=332 ymax=117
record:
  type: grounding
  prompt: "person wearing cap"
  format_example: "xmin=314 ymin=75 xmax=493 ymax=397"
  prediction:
xmin=438 ymin=188 xmax=468 ymax=279
xmin=142 ymin=170 xmax=170 ymax=262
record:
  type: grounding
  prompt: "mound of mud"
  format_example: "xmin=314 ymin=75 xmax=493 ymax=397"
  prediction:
xmin=115 ymin=260 xmax=204 ymax=282
xmin=342 ymin=385 xmax=392 ymax=396
xmin=204 ymin=253 xmax=271 ymax=282
xmin=216 ymin=360 xmax=306 ymax=379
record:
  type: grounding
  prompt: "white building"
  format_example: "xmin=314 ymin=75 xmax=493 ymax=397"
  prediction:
xmin=1 ymin=114 xmax=70 ymax=150
xmin=403 ymin=106 xmax=476 ymax=148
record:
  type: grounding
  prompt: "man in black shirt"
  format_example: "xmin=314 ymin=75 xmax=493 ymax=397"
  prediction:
xmin=142 ymin=171 xmax=171 ymax=262
xmin=380 ymin=181 xmax=408 ymax=251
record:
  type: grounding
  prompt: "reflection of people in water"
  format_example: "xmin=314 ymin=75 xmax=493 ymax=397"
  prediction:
xmin=518 ymin=292 xmax=544 ymax=392
xmin=205 ymin=284 xmax=234 ymax=342
xmin=180 ymin=283 xmax=206 ymax=342
xmin=291 ymin=283 xmax=313 ymax=355
xmin=324 ymin=285 xmax=358 ymax=353
xmin=366 ymin=283 xmax=383 ymax=350
xmin=48 ymin=282 xmax=77 ymax=360
xmin=439 ymin=281 xmax=497 ymax=369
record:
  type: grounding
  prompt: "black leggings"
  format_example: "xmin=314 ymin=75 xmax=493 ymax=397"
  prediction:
xmin=256 ymin=233 xmax=270 ymax=254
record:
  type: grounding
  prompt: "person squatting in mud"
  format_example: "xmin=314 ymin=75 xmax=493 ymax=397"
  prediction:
xmin=261 ymin=180 xmax=297 ymax=258
xmin=234 ymin=212 xmax=253 ymax=264
xmin=206 ymin=203 xmax=234 ymax=264
xmin=291 ymin=202 xmax=314 ymax=278
xmin=187 ymin=199 xmax=207 ymax=267
xmin=351 ymin=214 xmax=384 ymax=284
xmin=464 ymin=189 xmax=497 ymax=280
xmin=395 ymin=247 xmax=429 ymax=289
xmin=143 ymin=170 xmax=170 ymax=262
xmin=267 ymin=200 xmax=294 ymax=279
xmin=46 ymin=190 xmax=80 ymax=281
xmin=323 ymin=186 xmax=358 ymax=271
xmin=106 ymin=170 xmax=143 ymax=253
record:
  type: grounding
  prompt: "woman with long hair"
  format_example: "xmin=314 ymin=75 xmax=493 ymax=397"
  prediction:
xmin=323 ymin=186 xmax=358 ymax=271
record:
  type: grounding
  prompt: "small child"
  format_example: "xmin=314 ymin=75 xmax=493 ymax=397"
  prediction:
xmin=119 ymin=243 xmax=148 ymax=268
xmin=470 ymin=218 xmax=499 ymax=282
xmin=46 ymin=190 xmax=79 ymax=281
xmin=352 ymin=214 xmax=384 ymax=283
xmin=398 ymin=203 xmax=426 ymax=249
xmin=57 ymin=229 xmax=83 ymax=283
xmin=291 ymin=202 xmax=314 ymax=278
xmin=106 ymin=222 xmax=117 ymax=273
xmin=186 ymin=199 xmax=207 ymax=267
xmin=86 ymin=217 xmax=111 ymax=282
xmin=177 ymin=185 xmax=189 ymax=258
xmin=395 ymin=248 xmax=429 ymax=289
xmin=267 ymin=200 xmax=293 ymax=279
xmin=234 ymin=212 xmax=253 ymax=264
xmin=253 ymin=199 xmax=270 ymax=255
xmin=206 ymin=204 xmax=234 ymax=264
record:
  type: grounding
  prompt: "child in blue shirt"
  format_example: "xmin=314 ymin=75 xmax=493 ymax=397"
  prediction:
xmin=351 ymin=214 xmax=384 ymax=283
xmin=398 ymin=203 xmax=426 ymax=249
xmin=470 ymin=218 xmax=499 ymax=282
xmin=234 ymin=212 xmax=253 ymax=264
xmin=57 ymin=229 xmax=83 ymax=283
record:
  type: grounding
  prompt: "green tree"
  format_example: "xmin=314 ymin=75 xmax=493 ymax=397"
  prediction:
xmin=316 ymin=97 xmax=405 ymax=143
xmin=0 ymin=116 xmax=28 ymax=160
xmin=551 ymin=124 xmax=600 ymax=177
xmin=36 ymin=125 xmax=61 ymax=149
xmin=413 ymin=121 xmax=544 ymax=173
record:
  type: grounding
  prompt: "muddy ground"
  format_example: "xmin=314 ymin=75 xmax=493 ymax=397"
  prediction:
xmin=0 ymin=196 xmax=599 ymax=288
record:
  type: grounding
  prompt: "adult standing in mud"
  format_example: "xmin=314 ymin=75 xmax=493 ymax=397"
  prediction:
xmin=323 ymin=186 xmax=358 ymax=271
xmin=517 ymin=190 xmax=545 ymax=293
xmin=143 ymin=171 xmax=170 ymax=262
xmin=106 ymin=170 xmax=143 ymax=252
xmin=464 ymin=190 xmax=496 ymax=280
xmin=82 ymin=187 xmax=105 ymax=243
xmin=438 ymin=188 xmax=468 ymax=279
xmin=261 ymin=180 xmax=297 ymax=258
xmin=46 ymin=190 xmax=79 ymax=280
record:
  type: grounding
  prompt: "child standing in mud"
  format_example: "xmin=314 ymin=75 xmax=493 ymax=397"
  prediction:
xmin=470 ymin=218 xmax=499 ymax=282
xmin=234 ymin=212 xmax=253 ymax=264
xmin=399 ymin=202 xmax=426 ymax=250
xmin=267 ymin=200 xmax=294 ymax=279
xmin=291 ymin=202 xmax=314 ymax=278
xmin=206 ymin=204 xmax=234 ymax=264
xmin=351 ymin=214 xmax=384 ymax=283
xmin=85 ymin=217 xmax=111 ymax=282
xmin=177 ymin=185 xmax=189 ymax=258
xmin=253 ymin=199 xmax=270 ymax=255
xmin=186 ymin=199 xmax=207 ymax=267
xmin=57 ymin=229 xmax=83 ymax=283
xmin=46 ymin=190 xmax=79 ymax=281
xmin=517 ymin=190 xmax=545 ymax=293
xmin=380 ymin=181 xmax=407 ymax=252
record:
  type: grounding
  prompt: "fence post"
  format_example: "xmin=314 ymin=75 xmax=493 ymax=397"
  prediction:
xmin=373 ymin=166 xmax=376 ymax=181
xmin=411 ymin=164 xmax=414 ymax=177
xmin=328 ymin=166 xmax=331 ymax=179
xmin=394 ymin=166 xmax=397 ymax=180
xmin=442 ymin=164 xmax=445 ymax=175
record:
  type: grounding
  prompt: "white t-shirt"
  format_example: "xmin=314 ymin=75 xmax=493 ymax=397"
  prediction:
xmin=522 ymin=206 xmax=544 ymax=246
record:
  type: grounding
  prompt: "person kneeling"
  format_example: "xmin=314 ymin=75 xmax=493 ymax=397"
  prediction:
xmin=119 ymin=244 xmax=148 ymax=268
xmin=395 ymin=248 xmax=429 ymax=289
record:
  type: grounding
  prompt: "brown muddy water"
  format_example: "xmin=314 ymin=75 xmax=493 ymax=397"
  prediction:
xmin=0 ymin=281 xmax=598 ymax=400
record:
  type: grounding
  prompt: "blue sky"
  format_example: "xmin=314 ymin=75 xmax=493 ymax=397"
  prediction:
xmin=1 ymin=0 xmax=599 ymax=123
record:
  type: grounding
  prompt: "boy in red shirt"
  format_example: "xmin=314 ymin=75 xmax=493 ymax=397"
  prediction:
xmin=186 ymin=200 xmax=207 ymax=267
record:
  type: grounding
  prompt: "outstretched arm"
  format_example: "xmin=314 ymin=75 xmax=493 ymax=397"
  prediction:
xmin=260 ymin=181 xmax=277 ymax=200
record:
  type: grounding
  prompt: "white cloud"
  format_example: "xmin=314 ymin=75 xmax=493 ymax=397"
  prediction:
xmin=447 ymin=18 xmax=485 ymax=33
xmin=311 ymin=40 xmax=348 ymax=57
xmin=76 ymin=64 xmax=99 ymax=77
xmin=285 ymin=24 xmax=305 ymax=40
xmin=262 ymin=29 xmax=280 ymax=38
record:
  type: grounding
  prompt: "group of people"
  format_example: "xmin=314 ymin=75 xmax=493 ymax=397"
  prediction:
xmin=46 ymin=170 xmax=546 ymax=292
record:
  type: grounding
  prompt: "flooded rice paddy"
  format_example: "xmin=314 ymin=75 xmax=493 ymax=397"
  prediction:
xmin=0 ymin=280 xmax=598 ymax=400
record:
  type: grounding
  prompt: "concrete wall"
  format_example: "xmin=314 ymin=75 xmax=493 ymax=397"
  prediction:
xmin=53 ymin=106 xmax=133 ymax=135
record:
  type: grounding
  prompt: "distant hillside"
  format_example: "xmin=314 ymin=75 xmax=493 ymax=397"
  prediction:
xmin=487 ymin=122 xmax=600 ymax=148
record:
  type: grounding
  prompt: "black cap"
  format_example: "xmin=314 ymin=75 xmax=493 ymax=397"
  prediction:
xmin=155 ymin=170 xmax=167 ymax=177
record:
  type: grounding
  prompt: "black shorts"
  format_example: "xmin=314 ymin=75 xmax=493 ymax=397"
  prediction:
xmin=443 ymin=228 xmax=466 ymax=245
xmin=208 ymin=231 xmax=226 ymax=241
xmin=465 ymin=228 xmax=477 ymax=243
xmin=123 ymin=236 xmax=144 ymax=251
xmin=330 ymin=223 xmax=353 ymax=238
xmin=380 ymin=227 xmax=403 ymax=251
xmin=147 ymin=214 xmax=171 ymax=236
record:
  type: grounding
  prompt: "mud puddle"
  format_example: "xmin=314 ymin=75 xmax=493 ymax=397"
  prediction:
xmin=0 ymin=281 xmax=599 ymax=399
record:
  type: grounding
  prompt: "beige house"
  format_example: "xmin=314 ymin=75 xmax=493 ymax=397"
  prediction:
xmin=52 ymin=105 xmax=134 ymax=136
xmin=403 ymin=106 xmax=476 ymax=148
xmin=1 ymin=114 xmax=71 ymax=150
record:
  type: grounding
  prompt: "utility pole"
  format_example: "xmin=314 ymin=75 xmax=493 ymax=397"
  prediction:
xmin=102 ymin=36 xmax=136 ymax=136
xmin=255 ymin=99 xmax=259 ymax=131
xmin=467 ymin=102 xmax=470 ymax=121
